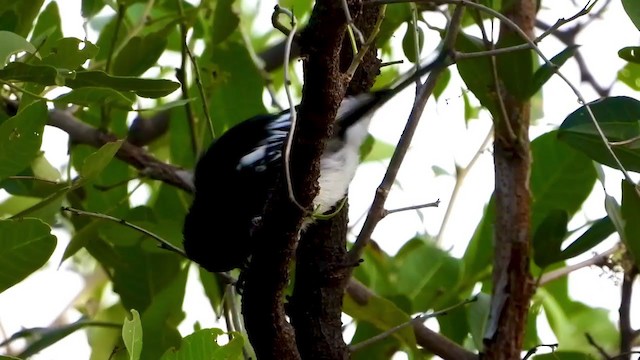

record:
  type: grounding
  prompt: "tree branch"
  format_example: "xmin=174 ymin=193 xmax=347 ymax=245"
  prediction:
xmin=619 ymin=264 xmax=638 ymax=359
xmin=240 ymin=0 xmax=361 ymax=358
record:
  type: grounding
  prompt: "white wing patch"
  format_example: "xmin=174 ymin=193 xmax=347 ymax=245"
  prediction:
xmin=236 ymin=114 xmax=290 ymax=172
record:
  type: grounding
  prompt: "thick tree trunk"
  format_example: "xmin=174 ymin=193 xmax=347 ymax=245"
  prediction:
xmin=483 ymin=0 xmax=537 ymax=358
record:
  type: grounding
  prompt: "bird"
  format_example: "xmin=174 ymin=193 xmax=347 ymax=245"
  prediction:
xmin=182 ymin=52 xmax=447 ymax=273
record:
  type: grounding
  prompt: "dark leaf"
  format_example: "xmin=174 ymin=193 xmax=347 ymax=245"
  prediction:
xmin=618 ymin=46 xmax=640 ymax=64
xmin=532 ymin=210 xmax=569 ymax=268
xmin=558 ymin=96 xmax=640 ymax=172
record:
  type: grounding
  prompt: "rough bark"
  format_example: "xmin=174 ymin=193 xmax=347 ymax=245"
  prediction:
xmin=483 ymin=0 xmax=537 ymax=358
xmin=240 ymin=0 xmax=360 ymax=358
xmin=287 ymin=3 xmax=382 ymax=359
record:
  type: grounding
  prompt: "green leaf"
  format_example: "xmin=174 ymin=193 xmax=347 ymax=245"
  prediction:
xmin=112 ymin=33 xmax=167 ymax=76
xmin=528 ymin=45 xmax=578 ymax=98
xmin=140 ymin=265 xmax=189 ymax=359
xmin=80 ymin=140 xmax=124 ymax=181
xmin=455 ymin=32 xmax=499 ymax=117
xmin=622 ymin=0 xmax=640 ymax=31
xmin=496 ymin=31 xmax=534 ymax=100
xmin=621 ymin=180 xmax=640 ymax=267
xmin=30 ymin=1 xmax=63 ymax=57
xmin=462 ymin=89 xmax=480 ymax=123
xmin=532 ymin=210 xmax=569 ymax=268
xmin=211 ymin=0 xmax=240 ymax=44
xmin=467 ymin=292 xmax=490 ymax=350
xmin=433 ymin=68 xmax=450 ymax=100
xmin=618 ymin=46 xmax=640 ymax=64
xmin=55 ymin=87 xmax=136 ymax=109
xmin=559 ymin=216 xmax=614 ymax=260
xmin=0 ymin=31 xmax=36 ymax=69
xmin=41 ymin=38 xmax=99 ymax=69
xmin=0 ymin=218 xmax=56 ymax=293
xmin=0 ymin=62 xmax=180 ymax=98
xmin=202 ymin=39 xmax=267 ymax=134
xmin=558 ymin=96 xmax=640 ymax=172
xmin=530 ymin=131 xmax=596 ymax=235
xmin=0 ymin=101 xmax=48 ymax=180
xmin=199 ymin=269 xmax=224 ymax=317
xmin=123 ymin=309 xmax=143 ymax=360
xmin=362 ymin=137 xmax=395 ymax=162
xmin=402 ymin=21 xmax=424 ymax=63
xmin=160 ymin=328 xmax=244 ymax=360
xmin=344 ymin=283 xmax=417 ymax=350
xmin=82 ymin=0 xmax=106 ymax=18
xmin=0 ymin=0 xmax=44 ymax=37
xmin=68 ymin=71 xmax=180 ymax=98
xmin=618 ymin=62 xmax=640 ymax=91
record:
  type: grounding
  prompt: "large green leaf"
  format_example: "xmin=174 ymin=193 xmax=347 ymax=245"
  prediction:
xmin=0 ymin=101 xmax=47 ymax=180
xmin=558 ymin=96 xmax=640 ymax=172
xmin=621 ymin=180 xmax=640 ymax=267
xmin=160 ymin=328 xmax=244 ymax=360
xmin=0 ymin=218 xmax=56 ymax=293
xmin=201 ymin=39 xmax=267 ymax=135
xmin=55 ymin=88 xmax=136 ymax=109
xmin=531 ymin=131 xmax=596 ymax=228
xmin=0 ymin=31 xmax=36 ymax=69
xmin=30 ymin=1 xmax=63 ymax=57
xmin=140 ymin=265 xmax=189 ymax=360
xmin=112 ymin=32 xmax=168 ymax=76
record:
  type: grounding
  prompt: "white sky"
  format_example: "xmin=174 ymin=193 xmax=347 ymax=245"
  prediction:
xmin=1 ymin=0 xmax=639 ymax=359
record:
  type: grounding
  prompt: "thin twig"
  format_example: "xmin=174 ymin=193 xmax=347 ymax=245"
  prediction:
xmin=347 ymin=4 xmax=464 ymax=264
xmin=177 ymin=9 xmax=215 ymax=140
xmin=176 ymin=0 xmax=199 ymax=155
xmin=349 ymin=296 xmax=477 ymax=352
xmin=383 ymin=199 xmax=440 ymax=217
xmin=340 ymin=0 xmax=365 ymax=44
xmin=436 ymin=125 xmax=493 ymax=246
xmin=346 ymin=5 xmax=386 ymax=79
xmin=273 ymin=5 xmax=306 ymax=211
xmin=61 ymin=206 xmax=187 ymax=256
xmin=538 ymin=245 xmax=618 ymax=286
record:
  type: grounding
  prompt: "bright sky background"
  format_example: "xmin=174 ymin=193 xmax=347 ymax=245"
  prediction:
xmin=0 ymin=0 xmax=639 ymax=359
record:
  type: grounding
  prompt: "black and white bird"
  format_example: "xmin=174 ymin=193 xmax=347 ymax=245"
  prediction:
xmin=183 ymin=53 xmax=446 ymax=273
